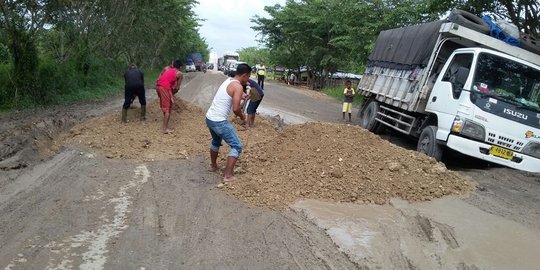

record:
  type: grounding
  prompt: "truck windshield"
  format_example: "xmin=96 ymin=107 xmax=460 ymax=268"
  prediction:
xmin=473 ymin=53 xmax=540 ymax=110
xmin=224 ymin=55 xmax=239 ymax=61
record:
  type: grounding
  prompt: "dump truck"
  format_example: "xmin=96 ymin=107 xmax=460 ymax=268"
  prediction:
xmin=222 ymin=51 xmax=240 ymax=67
xmin=189 ymin=53 xmax=204 ymax=71
xmin=357 ymin=19 xmax=540 ymax=172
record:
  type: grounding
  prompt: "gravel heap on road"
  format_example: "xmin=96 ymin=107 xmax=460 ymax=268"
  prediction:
xmin=63 ymin=98 xmax=473 ymax=208
xmin=62 ymin=98 xmax=281 ymax=161
xmin=229 ymin=122 xmax=473 ymax=208
xmin=63 ymin=99 xmax=208 ymax=160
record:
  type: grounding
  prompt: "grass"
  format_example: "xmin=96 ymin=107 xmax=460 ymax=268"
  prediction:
xmin=62 ymin=67 xmax=169 ymax=104
xmin=144 ymin=69 xmax=161 ymax=87
xmin=0 ymin=60 xmax=168 ymax=112
xmin=54 ymin=81 xmax=124 ymax=105
xmin=323 ymin=87 xmax=364 ymax=106
xmin=54 ymin=68 xmax=165 ymax=106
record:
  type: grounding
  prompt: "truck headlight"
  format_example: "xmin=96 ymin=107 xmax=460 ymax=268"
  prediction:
xmin=461 ymin=120 xmax=485 ymax=141
xmin=452 ymin=117 xmax=485 ymax=141
xmin=522 ymin=142 xmax=540 ymax=159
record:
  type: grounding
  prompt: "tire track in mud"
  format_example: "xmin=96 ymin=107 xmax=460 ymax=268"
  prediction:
xmin=41 ymin=164 xmax=150 ymax=270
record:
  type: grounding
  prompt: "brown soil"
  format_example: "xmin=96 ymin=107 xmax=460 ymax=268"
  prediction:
xmin=61 ymin=98 xmax=281 ymax=161
xmin=232 ymin=122 xmax=473 ymax=207
xmin=62 ymin=96 xmax=473 ymax=208
xmin=64 ymin=99 xmax=208 ymax=161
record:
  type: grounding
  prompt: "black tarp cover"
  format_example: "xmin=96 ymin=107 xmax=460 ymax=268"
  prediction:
xmin=368 ymin=20 xmax=446 ymax=69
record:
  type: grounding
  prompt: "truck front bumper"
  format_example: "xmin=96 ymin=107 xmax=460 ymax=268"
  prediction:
xmin=446 ymin=135 xmax=540 ymax=173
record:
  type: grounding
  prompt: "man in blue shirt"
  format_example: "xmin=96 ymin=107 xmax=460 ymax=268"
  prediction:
xmin=246 ymin=79 xmax=264 ymax=128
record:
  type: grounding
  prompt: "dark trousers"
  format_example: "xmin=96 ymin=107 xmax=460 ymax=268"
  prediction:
xmin=123 ymin=84 xmax=146 ymax=109
xmin=257 ymin=74 xmax=265 ymax=89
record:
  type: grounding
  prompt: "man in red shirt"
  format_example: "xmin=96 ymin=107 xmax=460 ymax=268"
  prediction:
xmin=156 ymin=60 xmax=183 ymax=134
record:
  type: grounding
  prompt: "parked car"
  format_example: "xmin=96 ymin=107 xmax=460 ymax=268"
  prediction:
xmin=185 ymin=63 xmax=196 ymax=72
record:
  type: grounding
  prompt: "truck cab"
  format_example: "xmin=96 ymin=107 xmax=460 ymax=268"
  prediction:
xmin=425 ymin=48 xmax=540 ymax=171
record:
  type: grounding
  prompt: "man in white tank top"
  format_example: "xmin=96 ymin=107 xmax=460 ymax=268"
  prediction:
xmin=206 ymin=63 xmax=252 ymax=182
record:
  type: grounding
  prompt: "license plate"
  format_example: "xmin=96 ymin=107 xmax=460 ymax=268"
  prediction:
xmin=489 ymin=146 xmax=514 ymax=160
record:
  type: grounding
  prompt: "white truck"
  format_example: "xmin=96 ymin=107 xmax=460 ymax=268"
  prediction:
xmin=357 ymin=20 xmax=540 ymax=172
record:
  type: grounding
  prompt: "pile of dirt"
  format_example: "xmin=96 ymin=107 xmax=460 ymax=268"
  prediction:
xmin=62 ymin=98 xmax=281 ymax=162
xmin=61 ymin=98 xmax=473 ymax=208
xmin=228 ymin=122 xmax=474 ymax=208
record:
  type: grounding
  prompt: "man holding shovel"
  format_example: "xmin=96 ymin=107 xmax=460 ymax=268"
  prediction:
xmin=206 ymin=63 xmax=251 ymax=182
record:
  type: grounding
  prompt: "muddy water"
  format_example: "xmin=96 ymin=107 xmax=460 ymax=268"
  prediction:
xmin=293 ymin=198 xmax=540 ymax=269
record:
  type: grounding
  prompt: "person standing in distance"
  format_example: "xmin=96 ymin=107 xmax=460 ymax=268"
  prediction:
xmin=342 ymin=80 xmax=356 ymax=122
xmin=206 ymin=63 xmax=252 ymax=182
xmin=255 ymin=62 xmax=266 ymax=89
xmin=122 ymin=63 xmax=146 ymax=123
xmin=156 ymin=60 xmax=183 ymax=134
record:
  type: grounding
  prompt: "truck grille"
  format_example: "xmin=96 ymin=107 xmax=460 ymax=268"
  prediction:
xmin=487 ymin=132 xmax=525 ymax=151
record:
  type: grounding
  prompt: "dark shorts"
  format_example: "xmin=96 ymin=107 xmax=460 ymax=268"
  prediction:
xmin=247 ymin=96 xmax=263 ymax=114
xmin=123 ymin=84 xmax=146 ymax=109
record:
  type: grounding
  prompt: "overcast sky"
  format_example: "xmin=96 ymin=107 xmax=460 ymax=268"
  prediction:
xmin=193 ymin=0 xmax=285 ymax=57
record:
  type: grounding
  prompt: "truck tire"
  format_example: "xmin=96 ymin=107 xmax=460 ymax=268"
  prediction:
xmin=417 ymin=125 xmax=443 ymax=161
xmin=360 ymin=100 xmax=381 ymax=132
xmin=448 ymin=9 xmax=490 ymax=34
xmin=373 ymin=122 xmax=386 ymax=134
xmin=520 ymin=33 xmax=540 ymax=55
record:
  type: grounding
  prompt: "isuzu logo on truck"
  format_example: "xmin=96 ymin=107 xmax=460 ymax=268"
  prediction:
xmin=503 ymin=108 xmax=528 ymax=120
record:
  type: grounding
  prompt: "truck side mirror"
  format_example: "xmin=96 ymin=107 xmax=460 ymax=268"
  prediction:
xmin=450 ymin=67 xmax=469 ymax=98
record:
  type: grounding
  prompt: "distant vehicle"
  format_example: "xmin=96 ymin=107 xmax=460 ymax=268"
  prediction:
xmin=222 ymin=51 xmax=240 ymax=69
xmin=217 ymin=57 xmax=223 ymax=70
xmin=227 ymin=61 xmax=247 ymax=77
xmin=223 ymin=60 xmax=238 ymax=76
xmin=186 ymin=53 xmax=204 ymax=71
xmin=185 ymin=62 xmax=196 ymax=72
xmin=208 ymin=63 xmax=214 ymax=70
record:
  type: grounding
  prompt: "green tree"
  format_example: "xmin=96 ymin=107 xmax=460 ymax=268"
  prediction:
xmin=0 ymin=0 xmax=208 ymax=109
xmin=253 ymin=0 xmax=438 ymax=89
xmin=0 ymin=0 xmax=49 ymax=105
xmin=237 ymin=47 xmax=270 ymax=66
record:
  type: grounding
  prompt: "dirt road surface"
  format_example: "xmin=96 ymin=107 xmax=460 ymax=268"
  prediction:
xmin=1 ymin=70 xmax=539 ymax=269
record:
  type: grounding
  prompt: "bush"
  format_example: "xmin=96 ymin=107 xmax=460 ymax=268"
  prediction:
xmin=0 ymin=63 xmax=13 ymax=110
xmin=0 ymin=55 xmax=160 ymax=111
xmin=35 ymin=55 xmax=125 ymax=105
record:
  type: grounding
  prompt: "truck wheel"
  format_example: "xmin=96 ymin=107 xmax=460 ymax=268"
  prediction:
xmin=448 ymin=9 xmax=490 ymax=34
xmin=373 ymin=122 xmax=386 ymax=134
xmin=520 ymin=33 xmax=540 ymax=55
xmin=417 ymin=125 xmax=443 ymax=161
xmin=360 ymin=100 xmax=381 ymax=132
